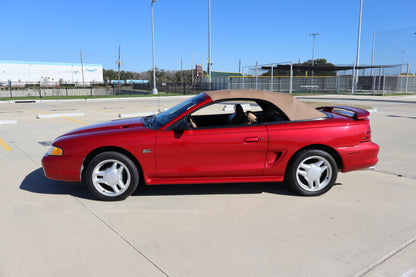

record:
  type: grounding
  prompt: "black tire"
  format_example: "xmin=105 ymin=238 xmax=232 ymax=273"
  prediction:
xmin=84 ymin=151 xmax=139 ymax=201
xmin=287 ymin=149 xmax=338 ymax=196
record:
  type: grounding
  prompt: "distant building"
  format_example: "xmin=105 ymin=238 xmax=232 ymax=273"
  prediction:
xmin=0 ymin=60 xmax=103 ymax=85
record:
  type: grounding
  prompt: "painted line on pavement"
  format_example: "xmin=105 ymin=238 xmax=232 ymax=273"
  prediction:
xmin=36 ymin=112 xmax=85 ymax=119
xmin=0 ymin=137 xmax=12 ymax=151
xmin=119 ymin=112 xmax=155 ymax=118
xmin=61 ymin=116 xmax=88 ymax=125
xmin=0 ymin=120 xmax=18 ymax=125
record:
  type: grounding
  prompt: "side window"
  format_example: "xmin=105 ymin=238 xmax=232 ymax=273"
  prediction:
xmin=189 ymin=100 xmax=263 ymax=128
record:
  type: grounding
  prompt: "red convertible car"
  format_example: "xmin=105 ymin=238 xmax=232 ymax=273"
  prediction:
xmin=42 ymin=89 xmax=379 ymax=201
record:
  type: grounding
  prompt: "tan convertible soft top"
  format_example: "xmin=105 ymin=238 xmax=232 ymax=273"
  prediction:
xmin=204 ymin=89 xmax=326 ymax=121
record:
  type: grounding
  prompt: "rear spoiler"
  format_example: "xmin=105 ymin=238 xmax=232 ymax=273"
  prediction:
xmin=317 ymin=106 xmax=370 ymax=120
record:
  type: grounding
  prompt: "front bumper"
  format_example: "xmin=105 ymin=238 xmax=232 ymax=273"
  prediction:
xmin=42 ymin=154 xmax=84 ymax=182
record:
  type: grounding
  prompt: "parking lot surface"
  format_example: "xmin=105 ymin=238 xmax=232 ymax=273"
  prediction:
xmin=0 ymin=94 xmax=415 ymax=277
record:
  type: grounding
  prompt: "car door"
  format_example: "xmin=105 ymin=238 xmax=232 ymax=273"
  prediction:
xmin=155 ymin=125 xmax=268 ymax=179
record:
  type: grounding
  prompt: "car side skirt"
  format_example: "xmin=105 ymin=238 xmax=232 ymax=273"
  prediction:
xmin=144 ymin=176 xmax=284 ymax=185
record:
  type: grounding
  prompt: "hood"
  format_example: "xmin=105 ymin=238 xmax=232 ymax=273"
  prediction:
xmin=60 ymin=117 xmax=144 ymax=137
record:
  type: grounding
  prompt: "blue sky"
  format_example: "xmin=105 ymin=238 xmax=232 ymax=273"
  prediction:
xmin=1 ymin=0 xmax=416 ymax=73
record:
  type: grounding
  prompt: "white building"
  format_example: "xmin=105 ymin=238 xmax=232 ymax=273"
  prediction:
xmin=0 ymin=60 xmax=103 ymax=85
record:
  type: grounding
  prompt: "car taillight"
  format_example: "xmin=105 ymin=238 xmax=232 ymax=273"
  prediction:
xmin=361 ymin=127 xmax=371 ymax=142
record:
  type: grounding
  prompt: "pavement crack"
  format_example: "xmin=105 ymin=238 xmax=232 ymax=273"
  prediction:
xmin=74 ymin=198 xmax=170 ymax=277
xmin=354 ymin=237 xmax=416 ymax=277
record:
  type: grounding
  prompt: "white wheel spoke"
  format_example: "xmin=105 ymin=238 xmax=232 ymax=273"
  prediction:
xmin=314 ymin=160 xmax=324 ymax=167
xmin=117 ymin=166 xmax=124 ymax=175
xmin=298 ymin=169 xmax=308 ymax=177
xmin=299 ymin=163 xmax=311 ymax=170
xmin=111 ymin=185 xmax=120 ymax=194
xmin=94 ymin=169 xmax=106 ymax=177
xmin=118 ymin=178 xmax=126 ymax=189
xmin=307 ymin=179 xmax=314 ymax=189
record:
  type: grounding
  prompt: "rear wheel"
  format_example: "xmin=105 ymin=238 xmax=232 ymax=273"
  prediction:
xmin=84 ymin=152 xmax=139 ymax=201
xmin=287 ymin=149 xmax=337 ymax=196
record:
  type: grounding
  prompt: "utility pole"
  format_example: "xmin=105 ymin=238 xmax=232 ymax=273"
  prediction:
xmin=80 ymin=50 xmax=85 ymax=86
xmin=116 ymin=45 xmax=122 ymax=95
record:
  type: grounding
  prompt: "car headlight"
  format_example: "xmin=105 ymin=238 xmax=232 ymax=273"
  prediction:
xmin=47 ymin=146 xmax=63 ymax=156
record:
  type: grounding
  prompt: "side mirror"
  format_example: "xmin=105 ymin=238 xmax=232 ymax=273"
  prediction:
xmin=174 ymin=117 xmax=190 ymax=131
xmin=171 ymin=117 xmax=190 ymax=137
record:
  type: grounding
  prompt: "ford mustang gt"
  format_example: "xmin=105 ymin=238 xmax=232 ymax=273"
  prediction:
xmin=42 ymin=89 xmax=379 ymax=201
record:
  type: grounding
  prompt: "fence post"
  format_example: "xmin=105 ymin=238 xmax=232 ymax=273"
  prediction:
xmin=382 ymin=69 xmax=386 ymax=96
xmin=255 ymin=61 xmax=258 ymax=90
xmin=8 ymin=80 xmax=13 ymax=99
xmin=351 ymin=64 xmax=356 ymax=94
xmin=336 ymin=74 xmax=340 ymax=94
xmin=378 ymin=67 xmax=382 ymax=91
xmin=270 ymin=64 xmax=274 ymax=92
xmin=39 ymin=81 xmax=42 ymax=98
xmin=405 ymin=62 xmax=410 ymax=93
xmin=242 ymin=67 xmax=245 ymax=90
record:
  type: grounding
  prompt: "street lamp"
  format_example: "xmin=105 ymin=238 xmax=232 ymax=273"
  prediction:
xmin=151 ymin=0 xmax=158 ymax=94
xmin=356 ymin=0 xmax=363 ymax=69
xmin=400 ymin=50 xmax=405 ymax=74
xmin=309 ymin=33 xmax=319 ymax=66
xmin=208 ymin=0 xmax=212 ymax=87
xmin=309 ymin=33 xmax=319 ymax=93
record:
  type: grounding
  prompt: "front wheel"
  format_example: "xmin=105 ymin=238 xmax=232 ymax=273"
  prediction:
xmin=287 ymin=149 xmax=338 ymax=196
xmin=84 ymin=152 xmax=139 ymax=201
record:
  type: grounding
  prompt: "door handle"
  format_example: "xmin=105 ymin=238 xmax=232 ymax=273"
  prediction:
xmin=244 ymin=137 xmax=259 ymax=143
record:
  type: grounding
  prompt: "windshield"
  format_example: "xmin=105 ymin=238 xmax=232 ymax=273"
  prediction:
xmin=149 ymin=93 xmax=208 ymax=129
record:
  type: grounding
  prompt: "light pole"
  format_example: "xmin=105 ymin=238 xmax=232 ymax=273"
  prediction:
xmin=400 ymin=50 xmax=405 ymax=74
xmin=353 ymin=0 xmax=363 ymax=94
xmin=208 ymin=0 xmax=212 ymax=87
xmin=151 ymin=0 xmax=158 ymax=94
xmin=309 ymin=33 xmax=319 ymax=66
xmin=309 ymin=33 xmax=319 ymax=93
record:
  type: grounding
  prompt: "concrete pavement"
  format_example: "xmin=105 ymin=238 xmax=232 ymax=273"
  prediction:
xmin=0 ymin=94 xmax=415 ymax=276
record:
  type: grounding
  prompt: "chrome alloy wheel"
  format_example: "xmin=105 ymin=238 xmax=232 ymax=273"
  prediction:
xmin=295 ymin=155 xmax=332 ymax=192
xmin=92 ymin=159 xmax=131 ymax=197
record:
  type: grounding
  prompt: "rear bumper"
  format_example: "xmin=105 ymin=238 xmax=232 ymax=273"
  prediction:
xmin=337 ymin=142 xmax=380 ymax=173
xmin=42 ymin=154 xmax=84 ymax=182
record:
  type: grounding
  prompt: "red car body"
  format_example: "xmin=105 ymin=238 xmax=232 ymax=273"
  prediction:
xmin=42 ymin=89 xmax=379 ymax=200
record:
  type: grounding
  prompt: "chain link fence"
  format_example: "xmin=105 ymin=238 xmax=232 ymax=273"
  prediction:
xmin=2 ymin=64 xmax=415 ymax=99
xmin=227 ymin=62 xmax=416 ymax=94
